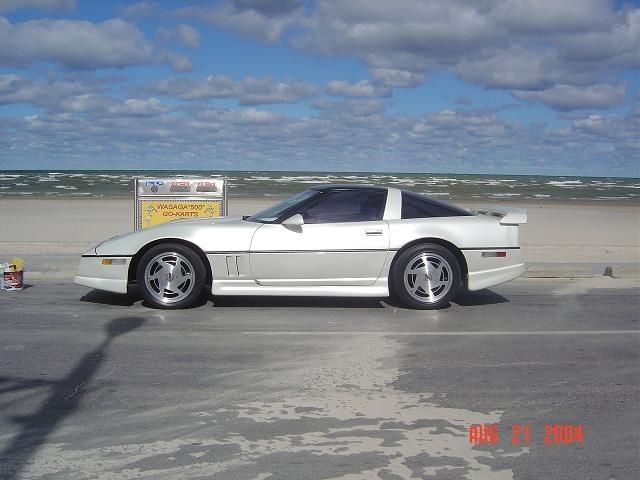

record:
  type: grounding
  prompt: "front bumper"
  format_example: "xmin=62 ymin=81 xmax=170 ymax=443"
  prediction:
xmin=74 ymin=256 xmax=131 ymax=294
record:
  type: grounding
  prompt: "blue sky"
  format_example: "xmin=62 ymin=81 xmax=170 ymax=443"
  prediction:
xmin=0 ymin=0 xmax=638 ymax=176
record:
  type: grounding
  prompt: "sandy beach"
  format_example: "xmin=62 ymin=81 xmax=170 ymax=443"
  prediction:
xmin=0 ymin=197 xmax=638 ymax=278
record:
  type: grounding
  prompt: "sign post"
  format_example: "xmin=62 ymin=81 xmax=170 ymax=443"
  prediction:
xmin=134 ymin=177 xmax=227 ymax=230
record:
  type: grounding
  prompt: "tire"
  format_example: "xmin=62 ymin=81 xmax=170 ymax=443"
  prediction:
xmin=391 ymin=243 xmax=461 ymax=309
xmin=136 ymin=243 xmax=206 ymax=309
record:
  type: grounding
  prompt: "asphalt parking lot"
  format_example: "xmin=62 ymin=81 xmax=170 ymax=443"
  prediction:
xmin=0 ymin=277 xmax=638 ymax=480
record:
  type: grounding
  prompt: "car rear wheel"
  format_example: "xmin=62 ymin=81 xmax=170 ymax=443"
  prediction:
xmin=391 ymin=243 xmax=460 ymax=309
xmin=136 ymin=243 xmax=206 ymax=309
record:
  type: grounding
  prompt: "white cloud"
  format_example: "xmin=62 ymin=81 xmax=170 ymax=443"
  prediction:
xmin=513 ymin=83 xmax=627 ymax=111
xmin=149 ymin=75 xmax=238 ymax=100
xmin=162 ymin=51 xmax=193 ymax=72
xmin=326 ymin=80 xmax=390 ymax=98
xmin=570 ymin=110 xmax=640 ymax=162
xmin=0 ymin=74 xmax=174 ymax=117
xmin=370 ymin=68 xmax=425 ymax=88
xmin=555 ymin=9 xmax=640 ymax=67
xmin=0 ymin=74 xmax=106 ymax=110
xmin=456 ymin=47 xmax=557 ymax=90
xmin=0 ymin=0 xmax=74 ymax=13
xmin=157 ymin=23 xmax=201 ymax=49
xmin=238 ymin=77 xmax=317 ymax=105
xmin=232 ymin=0 xmax=302 ymax=17
xmin=112 ymin=0 xmax=637 ymax=111
xmin=2 ymin=98 xmax=638 ymax=175
xmin=118 ymin=1 xmax=156 ymax=18
xmin=573 ymin=114 xmax=613 ymax=135
xmin=0 ymin=0 xmax=637 ymax=174
xmin=107 ymin=98 xmax=169 ymax=116
xmin=312 ymin=98 xmax=388 ymax=125
xmin=494 ymin=0 xmax=616 ymax=33
xmin=287 ymin=0 xmax=639 ymax=108
xmin=177 ymin=0 xmax=302 ymax=43
xmin=0 ymin=16 xmax=154 ymax=69
xmin=148 ymin=75 xmax=318 ymax=105
xmin=57 ymin=94 xmax=111 ymax=113
xmin=294 ymin=0 xmax=499 ymax=60
xmin=410 ymin=110 xmax=507 ymax=139
xmin=234 ymin=107 xmax=282 ymax=124
xmin=175 ymin=23 xmax=200 ymax=48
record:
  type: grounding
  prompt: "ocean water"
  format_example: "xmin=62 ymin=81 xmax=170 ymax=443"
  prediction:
xmin=0 ymin=170 xmax=638 ymax=202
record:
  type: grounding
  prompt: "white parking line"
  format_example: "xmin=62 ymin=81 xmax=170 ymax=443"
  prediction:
xmin=243 ymin=330 xmax=640 ymax=336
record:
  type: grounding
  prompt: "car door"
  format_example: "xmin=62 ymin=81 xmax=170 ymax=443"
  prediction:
xmin=249 ymin=189 xmax=390 ymax=286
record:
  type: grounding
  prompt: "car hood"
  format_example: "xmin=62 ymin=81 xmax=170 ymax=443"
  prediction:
xmin=93 ymin=216 xmax=262 ymax=256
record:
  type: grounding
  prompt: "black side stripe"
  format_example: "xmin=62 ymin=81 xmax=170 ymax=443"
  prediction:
xmin=81 ymin=254 xmax=134 ymax=258
xmin=460 ymin=247 xmax=520 ymax=251
xmin=205 ymin=249 xmax=399 ymax=255
xmin=82 ymin=248 xmax=514 ymax=258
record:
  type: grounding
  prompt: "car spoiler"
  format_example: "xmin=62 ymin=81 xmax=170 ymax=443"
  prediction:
xmin=470 ymin=206 xmax=527 ymax=225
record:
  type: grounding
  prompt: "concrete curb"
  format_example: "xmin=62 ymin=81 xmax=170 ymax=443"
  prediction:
xmin=524 ymin=262 xmax=639 ymax=279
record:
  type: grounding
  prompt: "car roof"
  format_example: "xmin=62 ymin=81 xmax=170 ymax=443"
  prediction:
xmin=309 ymin=184 xmax=389 ymax=192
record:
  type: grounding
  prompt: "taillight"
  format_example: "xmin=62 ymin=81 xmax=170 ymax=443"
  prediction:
xmin=482 ymin=251 xmax=507 ymax=257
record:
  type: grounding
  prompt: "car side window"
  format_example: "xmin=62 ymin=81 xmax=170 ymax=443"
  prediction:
xmin=298 ymin=190 xmax=386 ymax=224
xmin=402 ymin=191 xmax=472 ymax=218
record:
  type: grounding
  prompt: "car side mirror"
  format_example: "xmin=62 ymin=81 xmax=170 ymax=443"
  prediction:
xmin=282 ymin=213 xmax=304 ymax=227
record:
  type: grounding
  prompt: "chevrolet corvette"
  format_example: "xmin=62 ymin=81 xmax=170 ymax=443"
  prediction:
xmin=74 ymin=184 xmax=527 ymax=309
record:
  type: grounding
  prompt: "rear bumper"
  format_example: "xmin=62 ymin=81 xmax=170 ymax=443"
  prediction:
xmin=466 ymin=263 xmax=525 ymax=291
xmin=463 ymin=248 xmax=525 ymax=291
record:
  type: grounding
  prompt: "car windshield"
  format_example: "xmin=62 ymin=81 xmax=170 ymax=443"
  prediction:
xmin=246 ymin=189 xmax=319 ymax=223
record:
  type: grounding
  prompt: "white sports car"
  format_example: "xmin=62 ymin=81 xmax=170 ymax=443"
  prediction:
xmin=75 ymin=185 xmax=527 ymax=309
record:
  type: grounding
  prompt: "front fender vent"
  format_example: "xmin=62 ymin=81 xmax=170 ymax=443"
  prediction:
xmin=225 ymin=256 xmax=239 ymax=276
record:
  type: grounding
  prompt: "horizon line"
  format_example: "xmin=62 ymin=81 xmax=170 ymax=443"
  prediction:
xmin=0 ymin=168 xmax=638 ymax=180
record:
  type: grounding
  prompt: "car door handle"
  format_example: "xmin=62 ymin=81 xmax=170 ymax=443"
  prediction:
xmin=365 ymin=229 xmax=383 ymax=236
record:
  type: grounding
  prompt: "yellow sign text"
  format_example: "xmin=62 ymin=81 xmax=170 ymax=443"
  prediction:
xmin=139 ymin=199 xmax=222 ymax=229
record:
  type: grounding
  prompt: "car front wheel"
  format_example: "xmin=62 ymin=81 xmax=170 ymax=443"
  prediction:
xmin=136 ymin=243 xmax=206 ymax=309
xmin=391 ymin=243 xmax=461 ymax=309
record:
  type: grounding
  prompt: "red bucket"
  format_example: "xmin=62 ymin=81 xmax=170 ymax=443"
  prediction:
xmin=3 ymin=270 xmax=24 ymax=291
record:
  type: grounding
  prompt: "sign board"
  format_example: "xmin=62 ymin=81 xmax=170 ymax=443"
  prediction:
xmin=134 ymin=177 xmax=227 ymax=230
